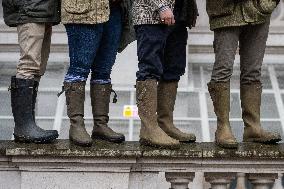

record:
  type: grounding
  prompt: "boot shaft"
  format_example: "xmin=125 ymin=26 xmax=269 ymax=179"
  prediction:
xmin=90 ymin=84 xmax=111 ymax=117
xmin=64 ymin=81 xmax=86 ymax=117
xmin=32 ymin=80 xmax=39 ymax=120
xmin=10 ymin=77 xmax=35 ymax=126
xmin=157 ymin=80 xmax=177 ymax=129
xmin=240 ymin=82 xmax=262 ymax=129
xmin=136 ymin=80 xmax=158 ymax=119
xmin=90 ymin=83 xmax=112 ymax=127
xmin=207 ymin=81 xmax=231 ymax=127
xmin=157 ymin=81 xmax=178 ymax=113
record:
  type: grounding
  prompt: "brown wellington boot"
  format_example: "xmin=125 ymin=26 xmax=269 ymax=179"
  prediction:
xmin=157 ymin=80 xmax=196 ymax=143
xmin=208 ymin=81 xmax=238 ymax=149
xmin=136 ymin=79 xmax=180 ymax=149
xmin=91 ymin=83 xmax=125 ymax=143
xmin=241 ymin=82 xmax=281 ymax=144
xmin=64 ymin=82 xmax=92 ymax=147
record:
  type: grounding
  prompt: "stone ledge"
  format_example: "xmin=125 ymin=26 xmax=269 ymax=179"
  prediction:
xmin=1 ymin=140 xmax=284 ymax=159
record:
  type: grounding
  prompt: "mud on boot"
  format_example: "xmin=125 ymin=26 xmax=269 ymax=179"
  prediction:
xmin=157 ymin=80 xmax=196 ymax=143
xmin=136 ymin=80 xmax=180 ymax=149
xmin=208 ymin=81 xmax=238 ymax=149
xmin=241 ymin=82 xmax=281 ymax=144
xmin=10 ymin=77 xmax=58 ymax=143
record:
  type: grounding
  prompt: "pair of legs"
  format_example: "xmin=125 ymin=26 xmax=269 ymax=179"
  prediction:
xmin=208 ymin=20 xmax=281 ymax=148
xmin=10 ymin=23 xmax=58 ymax=143
xmin=63 ymin=6 xmax=125 ymax=146
xmin=135 ymin=24 xmax=196 ymax=149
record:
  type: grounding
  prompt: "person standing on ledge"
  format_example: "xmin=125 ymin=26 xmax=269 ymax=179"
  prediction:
xmin=206 ymin=0 xmax=282 ymax=149
xmin=2 ymin=0 xmax=60 ymax=143
xmin=59 ymin=0 xmax=134 ymax=146
xmin=132 ymin=0 xmax=198 ymax=148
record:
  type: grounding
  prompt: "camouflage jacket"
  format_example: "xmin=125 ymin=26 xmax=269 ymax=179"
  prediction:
xmin=206 ymin=0 xmax=278 ymax=30
xmin=131 ymin=0 xmax=175 ymax=25
xmin=61 ymin=0 xmax=110 ymax=24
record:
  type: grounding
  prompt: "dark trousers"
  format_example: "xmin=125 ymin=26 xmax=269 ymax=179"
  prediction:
xmin=135 ymin=24 xmax=188 ymax=81
xmin=211 ymin=20 xmax=270 ymax=84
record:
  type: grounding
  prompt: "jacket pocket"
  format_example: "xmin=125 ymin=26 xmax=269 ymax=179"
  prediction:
xmin=64 ymin=0 xmax=91 ymax=14
xmin=254 ymin=0 xmax=277 ymax=14
xmin=206 ymin=0 xmax=235 ymax=17
xmin=23 ymin=0 xmax=55 ymax=18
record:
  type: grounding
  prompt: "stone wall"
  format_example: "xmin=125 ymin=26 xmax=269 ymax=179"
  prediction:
xmin=0 ymin=140 xmax=283 ymax=189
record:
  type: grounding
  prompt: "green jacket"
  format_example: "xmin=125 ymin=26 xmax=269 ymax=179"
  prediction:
xmin=206 ymin=0 xmax=278 ymax=30
xmin=2 ymin=0 xmax=60 ymax=27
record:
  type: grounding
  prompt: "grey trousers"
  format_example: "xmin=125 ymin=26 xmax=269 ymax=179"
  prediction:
xmin=211 ymin=20 xmax=270 ymax=84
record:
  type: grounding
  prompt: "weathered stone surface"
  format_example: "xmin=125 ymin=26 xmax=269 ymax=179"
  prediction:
xmin=2 ymin=140 xmax=284 ymax=160
xmin=202 ymin=142 xmax=284 ymax=159
xmin=5 ymin=140 xmax=142 ymax=157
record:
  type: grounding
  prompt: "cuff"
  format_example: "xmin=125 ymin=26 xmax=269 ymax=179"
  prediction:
xmin=159 ymin=5 xmax=170 ymax=12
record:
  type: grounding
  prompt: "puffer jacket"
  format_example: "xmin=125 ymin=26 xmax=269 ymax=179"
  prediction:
xmin=132 ymin=0 xmax=175 ymax=25
xmin=61 ymin=0 xmax=110 ymax=24
xmin=206 ymin=0 xmax=279 ymax=30
xmin=2 ymin=0 xmax=61 ymax=27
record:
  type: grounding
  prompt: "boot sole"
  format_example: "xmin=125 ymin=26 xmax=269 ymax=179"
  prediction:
xmin=69 ymin=137 xmax=92 ymax=147
xmin=92 ymin=135 xmax=125 ymax=143
xmin=14 ymin=134 xmax=58 ymax=144
xmin=180 ymin=139 xmax=196 ymax=143
xmin=139 ymin=139 xmax=180 ymax=149
xmin=216 ymin=142 xmax=238 ymax=149
xmin=243 ymin=138 xmax=282 ymax=144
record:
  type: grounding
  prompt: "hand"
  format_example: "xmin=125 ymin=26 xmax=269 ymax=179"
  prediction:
xmin=159 ymin=8 xmax=175 ymax=26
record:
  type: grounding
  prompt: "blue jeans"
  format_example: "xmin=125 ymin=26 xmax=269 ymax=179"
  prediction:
xmin=135 ymin=24 xmax=188 ymax=81
xmin=64 ymin=6 xmax=122 ymax=84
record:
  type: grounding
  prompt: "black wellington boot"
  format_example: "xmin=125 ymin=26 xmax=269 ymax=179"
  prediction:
xmin=10 ymin=76 xmax=58 ymax=143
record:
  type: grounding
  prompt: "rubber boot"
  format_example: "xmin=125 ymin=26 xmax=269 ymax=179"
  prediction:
xmin=10 ymin=76 xmax=58 ymax=143
xmin=91 ymin=83 xmax=125 ymax=143
xmin=208 ymin=81 xmax=238 ymax=149
xmin=64 ymin=82 xmax=92 ymax=147
xmin=32 ymin=80 xmax=39 ymax=121
xmin=136 ymin=79 xmax=180 ymax=149
xmin=157 ymin=80 xmax=196 ymax=143
xmin=241 ymin=82 xmax=281 ymax=144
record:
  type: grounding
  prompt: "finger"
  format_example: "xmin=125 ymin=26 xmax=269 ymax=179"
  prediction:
xmin=165 ymin=17 xmax=172 ymax=25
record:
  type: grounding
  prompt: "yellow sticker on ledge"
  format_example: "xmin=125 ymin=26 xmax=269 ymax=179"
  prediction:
xmin=123 ymin=105 xmax=138 ymax=118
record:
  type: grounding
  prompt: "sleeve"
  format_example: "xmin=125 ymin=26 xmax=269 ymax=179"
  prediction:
xmin=148 ymin=0 xmax=172 ymax=10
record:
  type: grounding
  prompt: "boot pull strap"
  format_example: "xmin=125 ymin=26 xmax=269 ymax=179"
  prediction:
xmin=57 ymin=86 xmax=65 ymax=97
xmin=111 ymin=89 xmax=118 ymax=103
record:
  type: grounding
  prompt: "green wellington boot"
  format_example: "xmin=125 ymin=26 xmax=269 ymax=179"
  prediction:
xmin=11 ymin=76 xmax=58 ymax=143
xmin=208 ymin=81 xmax=238 ymax=149
xmin=241 ymin=82 xmax=281 ymax=144
xmin=91 ymin=83 xmax=125 ymax=143
xmin=64 ymin=82 xmax=92 ymax=147
xmin=136 ymin=79 xmax=179 ymax=149
xmin=157 ymin=80 xmax=196 ymax=143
